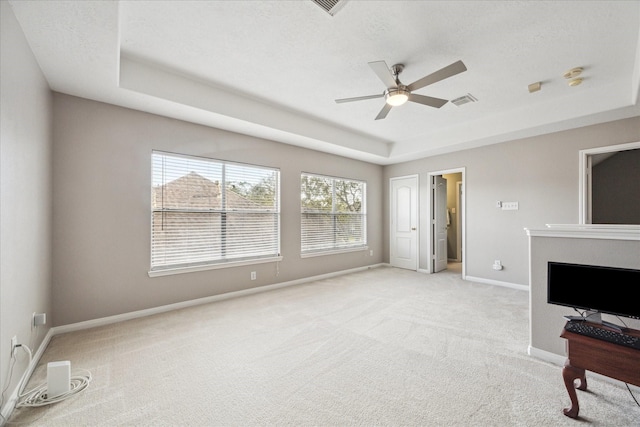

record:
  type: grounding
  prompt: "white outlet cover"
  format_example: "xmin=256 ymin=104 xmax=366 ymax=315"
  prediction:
xmin=34 ymin=313 xmax=46 ymax=326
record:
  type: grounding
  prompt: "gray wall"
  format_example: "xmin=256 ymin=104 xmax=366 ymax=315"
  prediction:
xmin=51 ymin=93 xmax=383 ymax=326
xmin=1 ymin=0 xmax=53 ymax=403
xmin=383 ymin=117 xmax=640 ymax=286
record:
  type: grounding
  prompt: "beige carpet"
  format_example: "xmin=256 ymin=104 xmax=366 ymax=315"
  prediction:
xmin=7 ymin=266 xmax=640 ymax=426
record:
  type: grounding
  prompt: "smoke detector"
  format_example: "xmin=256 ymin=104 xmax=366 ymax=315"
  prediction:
xmin=568 ymin=77 xmax=583 ymax=87
xmin=563 ymin=67 xmax=583 ymax=79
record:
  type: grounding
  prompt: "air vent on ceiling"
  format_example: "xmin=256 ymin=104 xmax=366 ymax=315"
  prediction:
xmin=451 ymin=93 xmax=478 ymax=107
xmin=311 ymin=0 xmax=348 ymax=16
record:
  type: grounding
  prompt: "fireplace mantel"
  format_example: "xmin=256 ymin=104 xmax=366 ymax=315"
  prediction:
xmin=525 ymin=224 xmax=640 ymax=241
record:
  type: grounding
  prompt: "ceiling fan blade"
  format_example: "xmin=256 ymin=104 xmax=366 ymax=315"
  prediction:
xmin=368 ymin=61 xmax=398 ymax=89
xmin=407 ymin=60 xmax=467 ymax=92
xmin=335 ymin=93 xmax=384 ymax=104
xmin=408 ymin=93 xmax=449 ymax=108
xmin=375 ymin=103 xmax=392 ymax=120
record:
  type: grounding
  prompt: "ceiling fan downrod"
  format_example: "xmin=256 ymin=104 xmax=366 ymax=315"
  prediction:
xmin=386 ymin=64 xmax=408 ymax=106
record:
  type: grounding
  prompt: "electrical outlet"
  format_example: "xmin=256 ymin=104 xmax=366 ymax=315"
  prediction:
xmin=11 ymin=336 xmax=17 ymax=355
xmin=251 ymin=271 xmax=256 ymax=280
xmin=369 ymin=250 xmax=373 ymax=256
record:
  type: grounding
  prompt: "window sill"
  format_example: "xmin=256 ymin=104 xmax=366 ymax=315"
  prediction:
xmin=300 ymin=246 xmax=368 ymax=258
xmin=148 ymin=256 xmax=283 ymax=278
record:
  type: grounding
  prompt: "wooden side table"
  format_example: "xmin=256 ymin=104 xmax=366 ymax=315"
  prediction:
xmin=560 ymin=322 xmax=640 ymax=418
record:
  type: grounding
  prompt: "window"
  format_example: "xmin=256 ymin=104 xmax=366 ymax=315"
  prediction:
xmin=301 ymin=173 xmax=366 ymax=255
xmin=151 ymin=151 xmax=280 ymax=274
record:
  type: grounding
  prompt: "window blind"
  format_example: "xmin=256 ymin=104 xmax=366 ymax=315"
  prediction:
xmin=301 ymin=173 xmax=366 ymax=254
xmin=151 ymin=151 xmax=280 ymax=271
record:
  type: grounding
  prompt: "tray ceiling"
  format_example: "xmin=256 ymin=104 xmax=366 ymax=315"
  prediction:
xmin=8 ymin=0 xmax=640 ymax=164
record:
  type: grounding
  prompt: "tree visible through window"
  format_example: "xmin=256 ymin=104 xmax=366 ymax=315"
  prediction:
xmin=301 ymin=173 xmax=366 ymax=254
xmin=151 ymin=151 xmax=280 ymax=272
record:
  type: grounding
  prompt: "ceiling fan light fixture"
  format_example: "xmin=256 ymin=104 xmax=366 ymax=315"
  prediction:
xmin=385 ymin=88 xmax=409 ymax=106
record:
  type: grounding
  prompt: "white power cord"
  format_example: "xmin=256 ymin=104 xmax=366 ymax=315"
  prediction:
xmin=5 ymin=343 xmax=92 ymax=408
xmin=16 ymin=369 xmax=92 ymax=408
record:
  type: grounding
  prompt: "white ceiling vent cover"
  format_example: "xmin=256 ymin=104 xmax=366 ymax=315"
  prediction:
xmin=451 ymin=93 xmax=478 ymax=107
xmin=311 ymin=0 xmax=348 ymax=16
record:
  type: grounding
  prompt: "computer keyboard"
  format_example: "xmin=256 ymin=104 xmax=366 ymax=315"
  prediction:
xmin=565 ymin=321 xmax=640 ymax=350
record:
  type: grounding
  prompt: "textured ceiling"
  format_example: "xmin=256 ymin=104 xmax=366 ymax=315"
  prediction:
xmin=8 ymin=0 xmax=640 ymax=164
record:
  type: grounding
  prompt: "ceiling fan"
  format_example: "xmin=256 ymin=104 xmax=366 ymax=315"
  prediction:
xmin=335 ymin=60 xmax=467 ymax=120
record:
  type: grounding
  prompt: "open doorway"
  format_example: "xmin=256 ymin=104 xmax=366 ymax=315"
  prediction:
xmin=428 ymin=168 xmax=465 ymax=277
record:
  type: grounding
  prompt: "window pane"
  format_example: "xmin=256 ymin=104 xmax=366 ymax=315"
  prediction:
xmin=152 ymin=154 xmax=223 ymax=211
xmin=301 ymin=213 xmax=334 ymax=251
xmin=225 ymin=212 xmax=279 ymax=258
xmin=151 ymin=211 xmax=222 ymax=268
xmin=226 ymin=165 xmax=279 ymax=211
xmin=301 ymin=174 xmax=333 ymax=212
xmin=335 ymin=213 xmax=365 ymax=246
xmin=334 ymin=180 xmax=363 ymax=213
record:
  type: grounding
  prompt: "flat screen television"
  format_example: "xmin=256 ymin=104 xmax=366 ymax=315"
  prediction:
xmin=547 ymin=261 xmax=640 ymax=319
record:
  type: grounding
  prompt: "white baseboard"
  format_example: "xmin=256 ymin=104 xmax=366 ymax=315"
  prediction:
xmin=464 ymin=275 xmax=529 ymax=291
xmin=54 ymin=263 xmax=386 ymax=335
xmin=527 ymin=345 xmax=566 ymax=366
xmin=0 ymin=328 xmax=55 ymax=425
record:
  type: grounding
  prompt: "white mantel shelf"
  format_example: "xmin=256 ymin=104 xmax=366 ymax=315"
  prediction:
xmin=525 ymin=224 xmax=640 ymax=241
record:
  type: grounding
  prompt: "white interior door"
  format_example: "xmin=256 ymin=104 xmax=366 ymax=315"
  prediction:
xmin=433 ymin=175 xmax=448 ymax=272
xmin=390 ymin=176 xmax=418 ymax=270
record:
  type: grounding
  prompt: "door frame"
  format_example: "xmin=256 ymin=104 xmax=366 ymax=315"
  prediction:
xmin=427 ymin=167 xmax=466 ymax=277
xmin=456 ymin=181 xmax=463 ymax=262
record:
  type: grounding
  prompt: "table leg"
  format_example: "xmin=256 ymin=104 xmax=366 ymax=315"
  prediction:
xmin=562 ymin=359 xmax=587 ymax=418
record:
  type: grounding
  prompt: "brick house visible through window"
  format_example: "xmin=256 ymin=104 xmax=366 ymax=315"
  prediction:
xmin=151 ymin=151 xmax=280 ymax=273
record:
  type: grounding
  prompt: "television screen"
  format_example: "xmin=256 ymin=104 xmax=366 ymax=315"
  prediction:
xmin=547 ymin=262 xmax=640 ymax=319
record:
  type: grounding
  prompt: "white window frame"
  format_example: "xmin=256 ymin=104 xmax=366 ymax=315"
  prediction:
xmin=149 ymin=151 xmax=281 ymax=277
xmin=300 ymin=172 xmax=367 ymax=257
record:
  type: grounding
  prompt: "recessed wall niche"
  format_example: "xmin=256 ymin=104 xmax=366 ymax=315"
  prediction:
xmin=580 ymin=142 xmax=640 ymax=225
